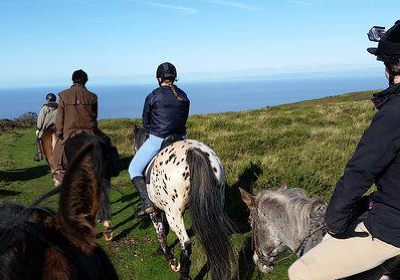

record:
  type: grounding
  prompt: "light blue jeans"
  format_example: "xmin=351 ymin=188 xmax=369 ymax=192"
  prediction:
xmin=129 ymin=134 xmax=164 ymax=179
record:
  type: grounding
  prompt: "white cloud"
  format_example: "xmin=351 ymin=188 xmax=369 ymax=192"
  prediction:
xmin=204 ymin=0 xmax=260 ymax=11
xmin=148 ymin=2 xmax=198 ymax=14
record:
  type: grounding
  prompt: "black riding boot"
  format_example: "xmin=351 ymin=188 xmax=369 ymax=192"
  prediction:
xmin=34 ymin=138 xmax=43 ymax=162
xmin=131 ymin=176 xmax=156 ymax=217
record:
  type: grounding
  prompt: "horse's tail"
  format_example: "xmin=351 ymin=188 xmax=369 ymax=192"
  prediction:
xmin=187 ymin=148 xmax=236 ymax=280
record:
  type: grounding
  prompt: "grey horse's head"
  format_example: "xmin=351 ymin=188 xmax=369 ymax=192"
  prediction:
xmin=240 ymin=183 xmax=327 ymax=274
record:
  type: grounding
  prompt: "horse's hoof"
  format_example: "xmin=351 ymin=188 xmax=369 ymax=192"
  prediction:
xmin=180 ymin=277 xmax=192 ymax=280
xmin=169 ymin=259 xmax=180 ymax=273
xmin=103 ymin=230 xmax=115 ymax=242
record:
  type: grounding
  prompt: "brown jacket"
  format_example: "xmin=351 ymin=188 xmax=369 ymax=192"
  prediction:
xmin=55 ymin=84 xmax=98 ymax=140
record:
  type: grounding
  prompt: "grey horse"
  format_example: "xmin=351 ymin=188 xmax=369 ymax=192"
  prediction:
xmin=240 ymin=183 xmax=400 ymax=279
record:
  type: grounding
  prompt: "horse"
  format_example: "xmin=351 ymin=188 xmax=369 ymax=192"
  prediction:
xmin=41 ymin=128 xmax=119 ymax=241
xmin=40 ymin=125 xmax=58 ymax=184
xmin=0 ymin=134 xmax=120 ymax=280
xmin=240 ymin=183 xmax=400 ymax=280
xmin=133 ymin=124 xmax=236 ymax=280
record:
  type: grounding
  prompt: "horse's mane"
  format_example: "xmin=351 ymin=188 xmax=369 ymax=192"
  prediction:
xmin=283 ymin=188 xmax=326 ymax=241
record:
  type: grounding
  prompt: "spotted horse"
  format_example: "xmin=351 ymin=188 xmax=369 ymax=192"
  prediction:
xmin=133 ymin=124 xmax=236 ymax=280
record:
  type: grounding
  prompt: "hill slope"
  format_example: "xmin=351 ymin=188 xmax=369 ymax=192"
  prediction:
xmin=0 ymin=90 xmax=379 ymax=280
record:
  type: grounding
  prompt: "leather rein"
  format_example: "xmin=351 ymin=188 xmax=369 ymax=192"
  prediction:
xmin=250 ymin=210 xmax=327 ymax=266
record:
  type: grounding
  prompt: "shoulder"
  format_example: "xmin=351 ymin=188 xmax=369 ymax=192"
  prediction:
xmin=379 ymin=95 xmax=400 ymax=118
xmin=58 ymin=88 xmax=70 ymax=99
xmin=85 ymin=88 xmax=98 ymax=100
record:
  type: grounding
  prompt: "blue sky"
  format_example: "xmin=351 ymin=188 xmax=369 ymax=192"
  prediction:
xmin=0 ymin=0 xmax=399 ymax=87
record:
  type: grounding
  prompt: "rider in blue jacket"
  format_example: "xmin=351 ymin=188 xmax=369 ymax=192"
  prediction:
xmin=129 ymin=62 xmax=190 ymax=216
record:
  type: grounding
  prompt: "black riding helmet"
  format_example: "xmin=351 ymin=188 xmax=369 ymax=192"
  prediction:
xmin=368 ymin=20 xmax=400 ymax=63
xmin=156 ymin=62 xmax=177 ymax=83
xmin=72 ymin=69 xmax=89 ymax=85
xmin=45 ymin=93 xmax=56 ymax=102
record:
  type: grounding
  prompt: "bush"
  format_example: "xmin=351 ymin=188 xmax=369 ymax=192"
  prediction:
xmin=0 ymin=112 xmax=38 ymax=133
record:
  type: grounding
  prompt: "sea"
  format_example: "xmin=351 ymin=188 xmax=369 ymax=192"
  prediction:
xmin=0 ymin=76 xmax=387 ymax=120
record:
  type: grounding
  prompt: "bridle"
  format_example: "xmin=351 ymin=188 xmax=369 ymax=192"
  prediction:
xmin=250 ymin=208 xmax=327 ymax=267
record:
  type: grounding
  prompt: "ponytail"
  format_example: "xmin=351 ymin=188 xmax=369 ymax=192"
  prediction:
xmin=169 ymin=83 xmax=183 ymax=102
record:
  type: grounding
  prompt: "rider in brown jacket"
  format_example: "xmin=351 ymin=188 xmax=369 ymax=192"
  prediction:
xmin=53 ymin=69 xmax=99 ymax=182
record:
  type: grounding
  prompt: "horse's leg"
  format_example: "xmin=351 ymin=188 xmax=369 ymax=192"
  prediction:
xmin=102 ymin=180 xmax=114 ymax=241
xmin=150 ymin=212 xmax=178 ymax=269
xmin=165 ymin=213 xmax=192 ymax=280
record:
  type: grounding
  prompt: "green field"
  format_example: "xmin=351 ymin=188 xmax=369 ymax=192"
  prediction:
xmin=0 ymin=90 xmax=379 ymax=280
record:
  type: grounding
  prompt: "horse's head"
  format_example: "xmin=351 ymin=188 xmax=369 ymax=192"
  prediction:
xmin=133 ymin=123 xmax=148 ymax=152
xmin=241 ymin=183 xmax=327 ymax=274
xmin=240 ymin=187 xmax=287 ymax=273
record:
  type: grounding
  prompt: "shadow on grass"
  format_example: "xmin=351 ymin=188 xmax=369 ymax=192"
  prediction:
xmin=0 ymin=189 xmax=22 ymax=197
xmin=112 ymin=214 xmax=152 ymax=242
xmin=0 ymin=165 xmax=50 ymax=182
xmin=236 ymin=236 xmax=256 ymax=280
xmin=225 ymin=161 xmax=263 ymax=233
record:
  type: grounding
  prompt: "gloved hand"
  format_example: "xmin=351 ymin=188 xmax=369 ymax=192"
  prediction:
xmin=35 ymin=130 xmax=39 ymax=137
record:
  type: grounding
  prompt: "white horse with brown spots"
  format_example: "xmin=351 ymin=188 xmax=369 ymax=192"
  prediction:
xmin=133 ymin=125 xmax=236 ymax=280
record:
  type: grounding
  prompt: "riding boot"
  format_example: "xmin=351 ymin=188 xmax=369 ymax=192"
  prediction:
xmin=131 ymin=176 xmax=156 ymax=217
xmin=34 ymin=139 xmax=43 ymax=162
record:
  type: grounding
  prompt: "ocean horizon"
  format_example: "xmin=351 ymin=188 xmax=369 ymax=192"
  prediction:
xmin=0 ymin=76 xmax=387 ymax=120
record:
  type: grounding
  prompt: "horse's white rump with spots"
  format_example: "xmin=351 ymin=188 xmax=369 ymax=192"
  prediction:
xmin=146 ymin=140 xmax=224 ymax=213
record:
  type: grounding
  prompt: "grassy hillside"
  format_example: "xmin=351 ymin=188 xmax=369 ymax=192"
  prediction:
xmin=0 ymin=90 xmax=379 ymax=280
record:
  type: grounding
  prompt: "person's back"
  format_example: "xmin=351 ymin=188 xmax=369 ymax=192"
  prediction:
xmin=53 ymin=69 xmax=98 ymax=183
xmin=56 ymin=83 xmax=98 ymax=140
xmin=34 ymin=93 xmax=58 ymax=161
xmin=144 ymin=85 xmax=189 ymax=138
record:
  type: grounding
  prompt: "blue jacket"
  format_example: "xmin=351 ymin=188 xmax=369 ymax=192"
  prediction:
xmin=142 ymin=86 xmax=190 ymax=138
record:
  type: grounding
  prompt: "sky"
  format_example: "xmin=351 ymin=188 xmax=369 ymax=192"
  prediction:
xmin=0 ymin=0 xmax=399 ymax=87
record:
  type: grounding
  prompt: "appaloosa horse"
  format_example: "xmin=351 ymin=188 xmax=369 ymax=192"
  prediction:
xmin=240 ymin=183 xmax=400 ymax=280
xmin=0 ymin=134 xmax=120 ymax=280
xmin=133 ymin=124 xmax=236 ymax=280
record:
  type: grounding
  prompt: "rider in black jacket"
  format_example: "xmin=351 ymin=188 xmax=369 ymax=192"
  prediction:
xmin=129 ymin=62 xmax=190 ymax=217
xmin=326 ymin=21 xmax=400 ymax=246
xmin=289 ymin=20 xmax=400 ymax=280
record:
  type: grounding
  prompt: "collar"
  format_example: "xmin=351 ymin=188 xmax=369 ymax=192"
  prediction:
xmin=372 ymin=83 xmax=400 ymax=110
xmin=71 ymin=83 xmax=85 ymax=89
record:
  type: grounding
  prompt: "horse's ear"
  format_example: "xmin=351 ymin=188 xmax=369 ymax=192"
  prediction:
xmin=240 ymin=188 xmax=256 ymax=209
xmin=280 ymin=181 xmax=288 ymax=191
xmin=134 ymin=122 xmax=140 ymax=131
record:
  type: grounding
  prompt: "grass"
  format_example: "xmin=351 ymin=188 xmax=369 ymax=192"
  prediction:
xmin=0 ymin=89 xmax=379 ymax=280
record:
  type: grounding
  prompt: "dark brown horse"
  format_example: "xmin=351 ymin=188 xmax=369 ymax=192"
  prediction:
xmin=0 ymin=134 xmax=120 ymax=280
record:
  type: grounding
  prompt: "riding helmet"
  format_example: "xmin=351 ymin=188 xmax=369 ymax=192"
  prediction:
xmin=368 ymin=20 xmax=400 ymax=63
xmin=45 ymin=93 xmax=56 ymax=102
xmin=72 ymin=69 xmax=89 ymax=84
xmin=156 ymin=62 xmax=177 ymax=81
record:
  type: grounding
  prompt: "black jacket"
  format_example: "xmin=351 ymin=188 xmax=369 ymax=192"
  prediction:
xmin=142 ymin=86 xmax=190 ymax=138
xmin=325 ymin=83 xmax=400 ymax=247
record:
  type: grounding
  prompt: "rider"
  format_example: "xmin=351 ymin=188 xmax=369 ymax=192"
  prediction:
xmin=53 ymin=69 xmax=99 ymax=182
xmin=289 ymin=20 xmax=400 ymax=280
xmin=129 ymin=62 xmax=190 ymax=217
xmin=34 ymin=93 xmax=58 ymax=162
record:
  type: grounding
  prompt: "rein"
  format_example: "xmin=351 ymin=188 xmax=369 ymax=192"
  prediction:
xmin=275 ymin=223 xmax=326 ymax=264
xmin=250 ymin=209 xmax=327 ymax=266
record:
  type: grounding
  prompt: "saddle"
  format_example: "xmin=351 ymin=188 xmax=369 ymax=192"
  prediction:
xmin=144 ymin=134 xmax=184 ymax=184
